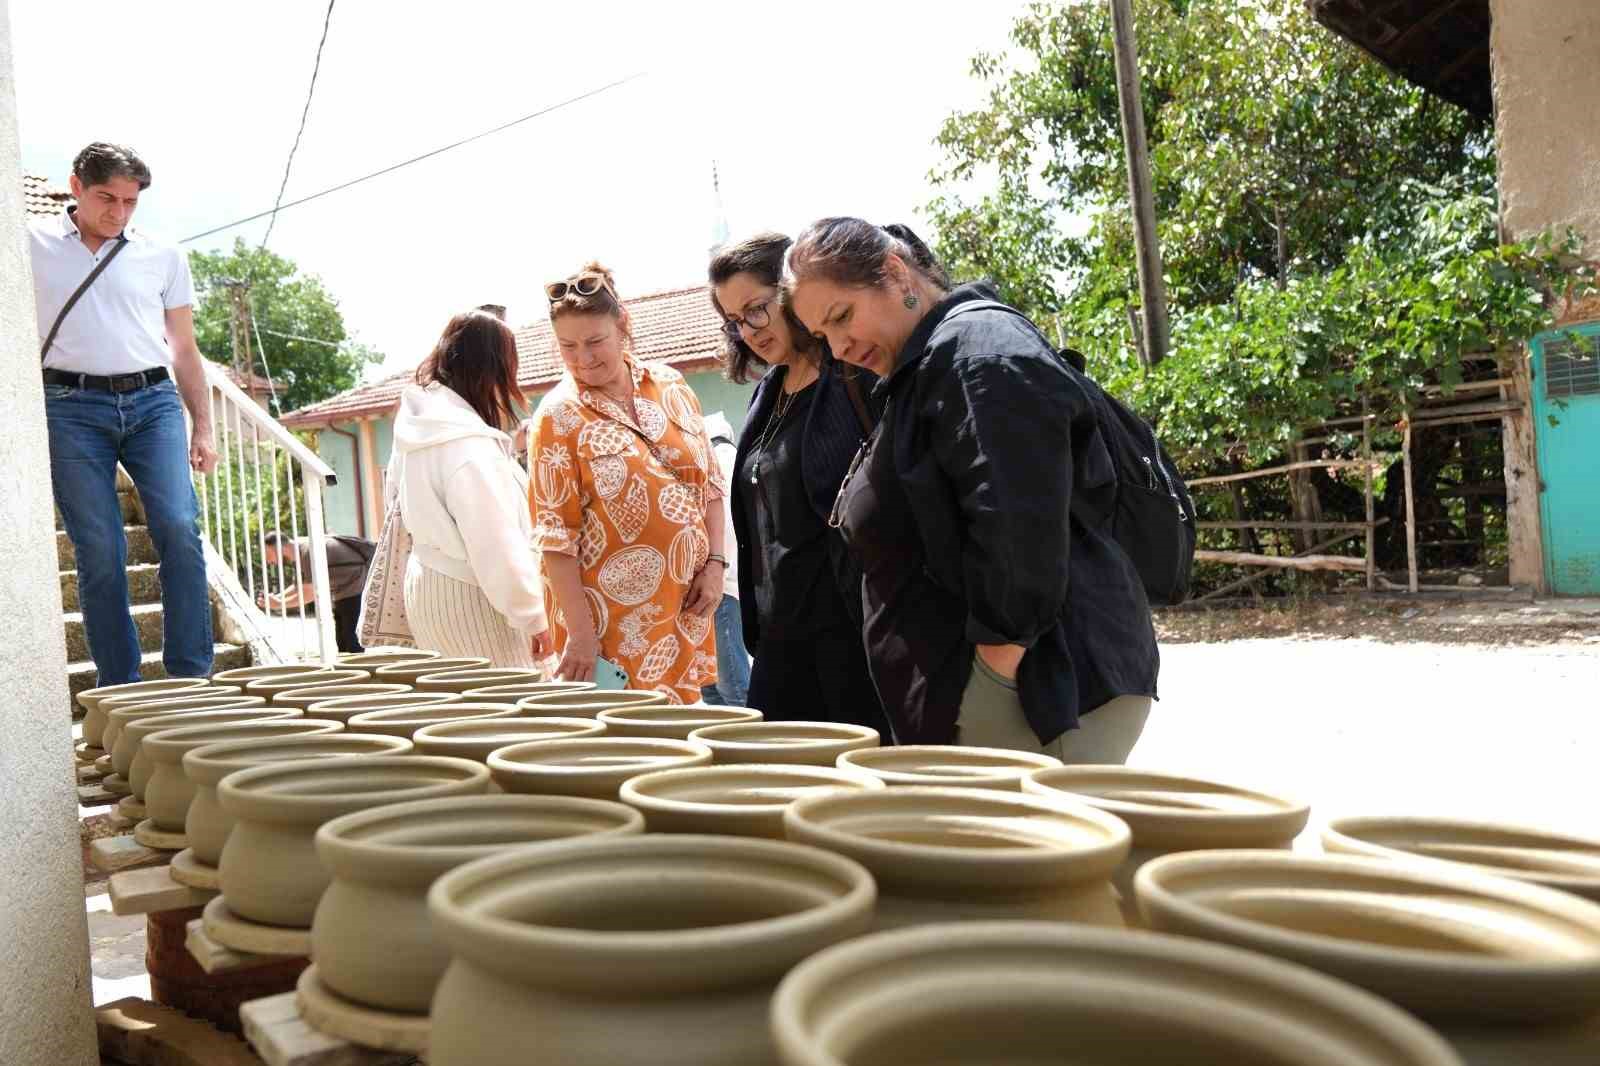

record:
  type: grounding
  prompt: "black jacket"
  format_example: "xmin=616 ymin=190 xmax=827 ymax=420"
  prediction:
xmin=731 ymin=359 xmax=877 ymax=655
xmin=842 ymin=283 xmax=1159 ymax=745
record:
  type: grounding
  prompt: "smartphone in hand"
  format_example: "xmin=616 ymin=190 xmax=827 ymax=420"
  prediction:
xmin=593 ymin=656 xmax=631 ymax=691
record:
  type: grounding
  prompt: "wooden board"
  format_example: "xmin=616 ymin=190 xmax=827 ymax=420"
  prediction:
xmin=187 ymin=919 xmax=303 ymax=976
xmin=91 ymin=833 xmax=171 ymax=873
xmin=110 ymin=863 xmax=216 ymax=916
xmin=240 ymin=993 xmax=420 ymax=1066
xmin=78 ymin=760 xmax=109 ymax=784
xmin=96 ymin=996 xmax=265 ymax=1066
xmin=78 ymin=783 xmax=122 ymax=807
xmin=295 ymin=967 xmax=429 ymax=1055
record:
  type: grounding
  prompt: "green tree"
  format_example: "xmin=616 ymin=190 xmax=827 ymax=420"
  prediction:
xmin=190 ymin=240 xmax=381 ymax=413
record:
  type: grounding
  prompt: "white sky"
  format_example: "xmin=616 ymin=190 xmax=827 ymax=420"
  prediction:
xmin=12 ymin=0 xmax=1029 ymax=381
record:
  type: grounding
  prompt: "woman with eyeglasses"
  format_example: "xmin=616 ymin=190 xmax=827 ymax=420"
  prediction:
xmin=709 ymin=233 xmax=890 ymax=736
xmin=784 ymin=219 xmax=1158 ymax=760
xmin=527 ymin=263 xmax=724 ymax=703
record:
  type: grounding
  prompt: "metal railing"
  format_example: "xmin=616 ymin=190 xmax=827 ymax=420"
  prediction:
xmin=193 ymin=362 xmax=340 ymax=664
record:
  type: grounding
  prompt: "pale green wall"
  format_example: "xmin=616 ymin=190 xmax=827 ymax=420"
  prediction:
xmin=314 ymin=427 xmax=363 ymax=538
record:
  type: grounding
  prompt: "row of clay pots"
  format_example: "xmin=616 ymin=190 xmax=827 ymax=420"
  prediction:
xmin=77 ymin=677 xmax=210 ymax=749
xmin=142 ymin=718 xmax=343 ymax=831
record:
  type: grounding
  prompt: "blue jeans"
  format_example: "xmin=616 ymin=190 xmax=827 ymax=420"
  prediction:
xmin=700 ymin=594 xmax=751 ymax=707
xmin=47 ymin=379 xmax=213 ymax=685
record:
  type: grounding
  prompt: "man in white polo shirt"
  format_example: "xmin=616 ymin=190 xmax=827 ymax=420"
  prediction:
xmin=32 ymin=143 xmax=219 ymax=686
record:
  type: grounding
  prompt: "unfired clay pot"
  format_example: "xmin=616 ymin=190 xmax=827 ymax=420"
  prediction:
xmin=488 ymin=737 xmax=713 ymax=799
xmin=1322 ymin=815 xmax=1600 ymax=903
xmin=462 ymin=681 xmax=594 ymax=702
xmin=426 ymin=834 xmax=874 ymax=1066
xmin=620 ymin=764 xmax=885 ymax=838
xmin=143 ymin=719 xmax=344 ymax=832
xmin=270 ymin=683 xmax=412 ymax=712
xmin=98 ymin=686 xmax=245 ymax=755
xmin=303 ymin=690 xmax=462 ymax=724
xmin=1023 ymin=765 xmax=1311 ymax=925
xmin=373 ymin=656 xmax=490 ymax=685
xmin=1135 ymin=850 xmax=1600 ymax=1023
xmin=837 ymin=745 xmax=1062 ymax=791
xmin=784 ymin=786 xmax=1129 ymax=930
xmin=770 ymin=921 xmax=1464 ymax=1066
xmin=513 ymin=689 xmax=670 ymax=719
xmin=124 ymin=707 xmax=302 ymax=800
xmin=106 ymin=695 xmax=268 ymax=776
xmin=245 ymin=667 xmax=372 ymax=705
xmin=218 ymin=755 xmax=489 ymax=927
xmin=79 ymin=677 xmax=210 ymax=747
xmin=345 ymin=701 xmax=521 ymax=740
xmin=688 ymin=721 xmax=881 ymax=767
xmin=415 ymin=667 xmax=544 ymax=695
xmin=213 ymin=663 xmax=334 ymax=686
xmin=312 ymin=794 xmax=645 ymax=1012
xmin=597 ymin=704 xmax=764 ymax=741
xmin=413 ymin=717 xmax=606 ymax=763
xmin=338 ymin=648 xmax=441 ymax=669
xmin=183 ymin=733 xmax=416 ymax=866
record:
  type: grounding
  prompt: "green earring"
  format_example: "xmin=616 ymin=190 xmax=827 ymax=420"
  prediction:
xmin=903 ymin=292 xmax=919 ymax=309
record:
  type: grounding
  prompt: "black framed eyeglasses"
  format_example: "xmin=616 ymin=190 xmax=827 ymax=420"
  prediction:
xmin=546 ymin=273 xmax=614 ymax=303
xmin=721 ymin=298 xmax=775 ymax=340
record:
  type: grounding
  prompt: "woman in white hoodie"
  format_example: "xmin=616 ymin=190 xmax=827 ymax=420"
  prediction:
xmin=387 ymin=310 xmax=551 ymax=666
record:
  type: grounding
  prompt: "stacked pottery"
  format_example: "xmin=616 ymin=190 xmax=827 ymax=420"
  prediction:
xmin=620 ymin=764 xmax=884 ymax=838
xmin=488 ymin=737 xmax=712 ymax=800
xmin=1135 ymin=851 xmax=1600 ymax=1064
xmin=78 ymin=677 xmax=210 ymax=750
xmin=769 ymin=922 xmax=1464 ymax=1066
xmin=303 ymin=690 xmax=462 ymax=725
xmin=345 ymin=702 xmax=521 ymax=741
xmin=414 ymin=668 xmax=544 ymax=695
xmin=98 ymin=687 xmax=245 ymax=759
xmin=122 ymin=706 xmax=302 ymax=802
xmin=339 ymin=648 xmax=441 ymax=670
xmin=838 ymin=745 xmax=1062 ymax=790
xmin=309 ymin=795 xmax=645 ymax=1022
xmin=784 ymin=786 xmax=1129 ymax=930
xmin=1023 ymin=765 xmax=1310 ymax=925
xmin=597 ymin=704 xmax=763 ymax=741
xmin=688 ymin=721 xmax=881 ymax=767
xmin=103 ymin=693 xmax=264 ymax=777
xmin=217 ymin=756 xmax=489 ymax=931
xmin=463 ymin=681 xmax=593 ymax=702
xmin=271 ymin=683 xmax=412 ymax=712
xmin=373 ymin=657 xmax=491 ymax=686
xmin=245 ymin=667 xmax=372 ymax=706
xmin=413 ymin=717 xmax=606 ymax=763
xmin=143 ymin=719 xmax=344 ymax=833
xmin=426 ymin=834 xmax=875 ymax=1066
xmin=513 ymin=689 xmax=669 ymax=719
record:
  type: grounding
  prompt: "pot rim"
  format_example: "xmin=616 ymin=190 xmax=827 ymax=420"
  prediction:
xmin=78 ymin=677 xmax=210 ymax=709
xmin=463 ymin=681 xmax=595 ymax=700
xmin=784 ymin=785 xmax=1131 ymax=891
xmin=98 ymin=685 xmax=242 ymax=711
xmin=688 ymin=721 xmax=880 ymax=749
xmin=596 ymin=705 xmax=763 ymax=729
xmin=244 ymin=667 xmax=372 ymax=693
xmin=218 ymin=755 xmax=488 ymax=821
xmin=346 ymin=703 xmax=521 ymax=729
xmin=514 ymin=689 xmax=668 ymax=710
xmin=413 ymin=716 xmax=604 ymax=749
xmin=486 ymin=736 xmax=712 ymax=780
xmin=213 ymin=663 xmax=338 ymax=683
xmin=372 ymin=656 xmax=491 ymax=681
xmin=182 ymin=733 xmax=415 ymax=785
xmin=415 ymin=667 xmax=545 ymax=685
xmin=620 ymin=764 xmax=885 ymax=820
xmin=1023 ymin=766 xmax=1310 ymax=847
xmin=145 ymin=719 xmax=343 ymax=764
xmin=272 ymin=682 xmax=412 ymax=704
xmin=124 ymin=707 xmax=301 ymax=744
xmin=337 ymin=649 xmax=441 ymax=667
xmin=107 ymin=696 xmax=266 ymax=729
xmin=1322 ymin=815 xmax=1600 ymax=899
xmin=305 ymin=691 xmax=462 ymax=714
xmin=770 ymin=921 xmax=1463 ymax=1066
xmin=838 ymin=744 xmax=1061 ymax=786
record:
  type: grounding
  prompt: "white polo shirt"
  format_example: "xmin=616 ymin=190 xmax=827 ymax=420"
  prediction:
xmin=29 ymin=206 xmax=195 ymax=375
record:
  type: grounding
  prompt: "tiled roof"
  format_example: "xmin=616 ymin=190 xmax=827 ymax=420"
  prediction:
xmin=281 ymin=285 xmax=726 ymax=428
xmin=220 ymin=364 xmax=282 ymax=395
xmin=24 ymin=174 xmax=72 ymax=219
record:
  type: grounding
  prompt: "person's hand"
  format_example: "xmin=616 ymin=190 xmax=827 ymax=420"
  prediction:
xmin=190 ymin=429 xmax=219 ymax=474
xmin=256 ymin=592 xmax=268 ymax=611
xmin=530 ymin=628 xmax=554 ymax=659
xmin=555 ymin=626 xmax=599 ymax=682
xmin=976 ymin=643 xmax=1026 ymax=682
xmin=681 ymin=560 xmax=724 ymax=618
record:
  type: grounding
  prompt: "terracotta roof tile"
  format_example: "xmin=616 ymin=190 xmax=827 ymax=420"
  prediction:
xmin=281 ymin=285 xmax=726 ymax=427
xmin=23 ymin=174 xmax=72 ymax=219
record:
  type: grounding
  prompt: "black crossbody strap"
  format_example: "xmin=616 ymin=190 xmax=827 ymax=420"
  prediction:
xmin=40 ymin=235 xmax=129 ymax=362
xmin=843 ymin=374 xmax=874 ymax=436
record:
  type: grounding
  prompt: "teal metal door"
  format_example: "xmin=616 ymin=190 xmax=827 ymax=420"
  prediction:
xmin=1532 ymin=324 xmax=1600 ymax=595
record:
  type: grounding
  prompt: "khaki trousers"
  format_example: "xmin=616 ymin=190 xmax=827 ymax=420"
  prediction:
xmin=956 ymin=654 xmax=1152 ymax=763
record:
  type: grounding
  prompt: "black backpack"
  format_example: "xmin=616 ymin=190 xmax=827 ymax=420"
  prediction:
xmin=329 ymin=535 xmax=377 ymax=568
xmin=944 ymin=301 xmax=1197 ymax=606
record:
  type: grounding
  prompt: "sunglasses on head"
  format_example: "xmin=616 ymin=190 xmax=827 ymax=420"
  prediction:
xmin=545 ymin=273 xmax=614 ymax=303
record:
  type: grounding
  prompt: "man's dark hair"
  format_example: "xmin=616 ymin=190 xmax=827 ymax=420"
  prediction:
xmin=72 ymin=143 xmax=152 ymax=190
xmin=262 ymin=531 xmax=290 ymax=550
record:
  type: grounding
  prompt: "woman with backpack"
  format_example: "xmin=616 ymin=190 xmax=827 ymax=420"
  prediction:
xmin=783 ymin=218 xmax=1159 ymax=759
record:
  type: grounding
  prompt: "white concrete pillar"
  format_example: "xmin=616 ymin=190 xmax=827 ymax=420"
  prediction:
xmin=0 ymin=4 xmax=100 ymax=1063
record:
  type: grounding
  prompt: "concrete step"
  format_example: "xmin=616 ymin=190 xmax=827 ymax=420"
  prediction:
xmin=57 ymin=525 xmax=157 ymax=572
xmin=60 ymin=563 xmax=163 ymax=612
xmin=63 ymin=602 xmax=165 ymax=663
xmin=54 ymin=490 xmax=141 ymax=532
xmin=66 ymin=642 xmax=252 ymax=718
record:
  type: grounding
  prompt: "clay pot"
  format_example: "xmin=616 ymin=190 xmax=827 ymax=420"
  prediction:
xmin=124 ymin=707 xmax=302 ymax=800
xmin=183 ymin=734 xmax=416 ymax=866
xmin=219 ymin=755 xmax=489 ymax=927
xmin=462 ymin=681 xmax=594 ymax=702
xmin=427 ymin=834 xmax=875 ymax=1066
xmin=345 ymin=702 xmax=521 ymax=740
xmin=245 ymin=667 xmax=372 ymax=705
xmin=488 ymin=737 xmax=712 ymax=799
xmin=79 ymin=677 xmax=210 ymax=747
xmin=770 ymin=921 xmax=1464 ymax=1066
xmin=688 ymin=721 xmax=881 ymax=767
xmin=415 ymin=667 xmax=544 ymax=695
xmin=98 ymin=686 xmax=244 ymax=755
xmin=338 ymin=649 xmax=441 ymax=669
xmin=313 ymin=795 xmax=645 ymax=1013
xmin=106 ymin=695 xmax=267 ymax=776
xmin=270 ymin=683 xmax=412 ymax=712
xmin=620 ymin=764 xmax=884 ymax=838
xmin=1323 ymin=816 xmax=1600 ymax=903
xmin=784 ymin=786 xmax=1129 ymax=930
xmin=413 ymin=717 xmax=606 ymax=763
xmin=212 ymin=663 xmax=335 ymax=686
xmin=143 ymin=719 xmax=344 ymax=832
xmin=512 ymin=689 xmax=671 ymax=719
xmin=1023 ymin=765 xmax=1310 ymax=925
xmin=598 ymin=704 xmax=764 ymax=741
xmin=837 ymin=745 xmax=1061 ymax=791
xmin=1135 ymin=850 xmax=1600 ymax=1023
xmin=303 ymin=691 xmax=462 ymax=725
xmin=373 ymin=656 xmax=491 ymax=685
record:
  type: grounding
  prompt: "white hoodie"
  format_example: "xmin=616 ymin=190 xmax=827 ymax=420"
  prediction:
xmin=385 ymin=383 xmax=547 ymax=635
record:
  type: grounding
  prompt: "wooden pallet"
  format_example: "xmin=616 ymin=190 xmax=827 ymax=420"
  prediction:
xmin=91 ymin=832 xmax=172 ymax=873
xmin=240 ymin=993 xmax=420 ymax=1066
xmin=111 ymin=863 xmax=217 ymax=916
xmin=186 ymin=920 xmax=302 ymax=976
xmin=96 ymin=996 xmax=264 ymax=1066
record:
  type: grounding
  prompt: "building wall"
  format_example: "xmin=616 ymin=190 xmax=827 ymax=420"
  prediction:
xmin=313 ymin=425 xmax=364 ymax=538
xmin=0 ymin=4 xmax=100 ymax=1062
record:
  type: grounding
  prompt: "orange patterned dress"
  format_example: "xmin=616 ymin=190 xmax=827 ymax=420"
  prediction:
xmin=528 ymin=360 xmax=722 ymax=704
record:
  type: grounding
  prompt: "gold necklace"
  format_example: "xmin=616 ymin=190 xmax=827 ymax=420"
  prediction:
xmin=749 ymin=368 xmax=813 ymax=484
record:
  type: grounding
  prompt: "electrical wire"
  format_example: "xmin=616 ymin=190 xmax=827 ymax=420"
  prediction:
xmin=261 ymin=0 xmax=337 ymax=253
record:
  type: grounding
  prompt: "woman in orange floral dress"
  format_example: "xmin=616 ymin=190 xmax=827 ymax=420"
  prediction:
xmin=528 ymin=263 xmax=726 ymax=703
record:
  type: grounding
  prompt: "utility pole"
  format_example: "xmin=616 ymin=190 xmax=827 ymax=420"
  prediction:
xmin=1109 ymin=0 xmax=1170 ymax=367
xmin=222 ymin=279 xmax=259 ymax=407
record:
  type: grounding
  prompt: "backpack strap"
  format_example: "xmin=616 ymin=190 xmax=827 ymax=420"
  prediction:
xmin=40 ymin=234 xmax=129 ymax=362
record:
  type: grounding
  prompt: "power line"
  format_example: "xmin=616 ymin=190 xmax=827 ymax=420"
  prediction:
xmin=256 ymin=325 xmax=352 ymax=349
xmin=261 ymin=0 xmax=337 ymax=253
xmin=181 ymin=73 xmax=645 ymax=244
